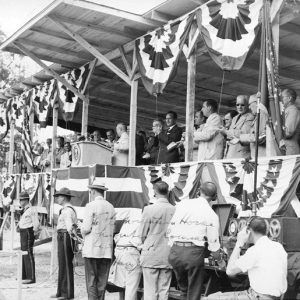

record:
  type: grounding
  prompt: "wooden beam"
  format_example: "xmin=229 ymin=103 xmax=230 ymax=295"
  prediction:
xmin=13 ymin=42 xmax=89 ymax=103
xmin=119 ymin=46 xmax=132 ymax=76
xmin=187 ymin=28 xmax=200 ymax=59
xmin=123 ymin=26 xmax=146 ymax=38
xmin=63 ymin=0 xmax=163 ymax=27
xmin=48 ymin=16 xmax=131 ymax=86
xmin=48 ymin=14 xmax=135 ymax=39
xmin=16 ymin=38 xmax=93 ymax=60
xmin=151 ymin=10 xmax=174 ymax=23
xmin=8 ymin=120 xmax=15 ymax=174
xmin=52 ymin=102 xmax=59 ymax=169
xmin=185 ymin=24 xmax=197 ymax=162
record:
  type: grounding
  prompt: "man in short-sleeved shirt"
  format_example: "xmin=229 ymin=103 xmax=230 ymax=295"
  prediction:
xmin=204 ymin=217 xmax=287 ymax=300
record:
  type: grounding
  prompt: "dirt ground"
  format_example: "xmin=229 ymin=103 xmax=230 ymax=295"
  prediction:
xmin=0 ymin=229 xmax=119 ymax=300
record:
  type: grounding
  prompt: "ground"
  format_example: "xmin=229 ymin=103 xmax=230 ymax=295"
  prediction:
xmin=0 ymin=229 xmax=119 ymax=300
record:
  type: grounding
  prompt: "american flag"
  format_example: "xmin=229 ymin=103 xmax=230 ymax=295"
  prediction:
xmin=264 ymin=0 xmax=285 ymax=154
xmin=20 ymin=111 xmax=34 ymax=173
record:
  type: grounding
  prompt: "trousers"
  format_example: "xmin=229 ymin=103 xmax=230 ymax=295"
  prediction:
xmin=57 ymin=231 xmax=75 ymax=299
xmin=84 ymin=257 xmax=111 ymax=300
xmin=142 ymin=267 xmax=172 ymax=300
xmin=168 ymin=244 xmax=205 ymax=300
xmin=20 ymin=227 xmax=35 ymax=282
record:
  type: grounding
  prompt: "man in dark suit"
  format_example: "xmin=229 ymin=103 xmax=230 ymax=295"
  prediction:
xmin=156 ymin=111 xmax=182 ymax=164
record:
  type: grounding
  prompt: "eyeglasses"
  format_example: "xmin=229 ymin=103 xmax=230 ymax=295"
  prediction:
xmin=236 ymin=104 xmax=245 ymax=107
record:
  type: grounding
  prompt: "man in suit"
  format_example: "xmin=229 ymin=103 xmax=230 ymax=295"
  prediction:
xmin=112 ymin=123 xmax=129 ymax=166
xmin=221 ymin=95 xmax=254 ymax=159
xmin=157 ymin=111 xmax=182 ymax=164
xmin=81 ymin=184 xmax=115 ymax=300
xmin=194 ymin=99 xmax=224 ymax=160
xmin=239 ymin=94 xmax=268 ymax=158
xmin=282 ymin=88 xmax=300 ymax=155
xmin=136 ymin=181 xmax=176 ymax=300
xmin=192 ymin=110 xmax=207 ymax=161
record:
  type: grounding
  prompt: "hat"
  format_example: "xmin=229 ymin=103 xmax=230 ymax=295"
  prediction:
xmin=53 ymin=187 xmax=74 ymax=197
xmin=19 ymin=192 xmax=30 ymax=201
xmin=87 ymin=184 xmax=108 ymax=191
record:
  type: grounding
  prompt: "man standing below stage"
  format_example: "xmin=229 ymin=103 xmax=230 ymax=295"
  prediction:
xmin=157 ymin=111 xmax=182 ymax=164
xmin=81 ymin=184 xmax=115 ymax=300
xmin=204 ymin=217 xmax=287 ymax=300
xmin=136 ymin=181 xmax=175 ymax=300
xmin=18 ymin=192 xmax=40 ymax=284
xmin=220 ymin=95 xmax=254 ymax=159
xmin=194 ymin=100 xmax=224 ymax=160
xmin=51 ymin=188 xmax=77 ymax=300
xmin=167 ymin=182 xmax=220 ymax=300
xmin=112 ymin=123 xmax=129 ymax=166
xmin=281 ymin=88 xmax=300 ymax=155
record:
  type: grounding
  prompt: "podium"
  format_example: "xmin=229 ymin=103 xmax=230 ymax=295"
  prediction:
xmin=71 ymin=141 xmax=112 ymax=167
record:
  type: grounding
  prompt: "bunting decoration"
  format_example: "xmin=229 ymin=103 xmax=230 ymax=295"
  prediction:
xmin=0 ymin=101 xmax=9 ymax=140
xmin=207 ymin=156 xmax=300 ymax=217
xmin=135 ymin=12 xmax=195 ymax=95
xmin=57 ymin=63 xmax=90 ymax=121
xmin=196 ymin=0 xmax=263 ymax=70
xmin=32 ymin=79 xmax=56 ymax=127
xmin=7 ymin=95 xmax=26 ymax=132
xmin=1 ymin=175 xmax=17 ymax=207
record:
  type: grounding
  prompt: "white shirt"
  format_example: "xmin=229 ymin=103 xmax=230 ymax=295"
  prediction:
xmin=236 ymin=236 xmax=287 ymax=297
xmin=81 ymin=197 xmax=116 ymax=259
xmin=57 ymin=203 xmax=77 ymax=232
xmin=19 ymin=204 xmax=40 ymax=231
xmin=167 ymin=197 xmax=220 ymax=252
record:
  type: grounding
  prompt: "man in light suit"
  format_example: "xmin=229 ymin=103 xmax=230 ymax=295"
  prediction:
xmin=194 ymin=99 xmax=224 ymax=160
xmin=282 ymin=88 xmax=300 ymax=155
xmin=192 ymin=110 xmax=207 ymax=161
xmin=112 ymin=123 xmax=129 ymax=166
xmin=81 ymin=184 xmax=116 ymax=300
xmin=157 ymin=111 xmax=182 ymax=164
xmin=136 ymin=181 xmax=176 ymax=300
xmin=239 ymin=94 xmax=268 ymax=158
xmin=221 ymin=95 xmax=254 ymax=159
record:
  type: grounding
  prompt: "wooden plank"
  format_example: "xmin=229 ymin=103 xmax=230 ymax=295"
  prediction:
xmin=187 ymin=28 xmax=200 ymax=59
xmin=48 ymin=16 xmax=131 ymax=86
xmin=128 ymin=80 xmax=138 ymax=166
xmin=48 ymin=14 xmax=135 ymax=39
xmin=8 ymin=120 xmax=15 ymax=174
xmin=17 ymin=38 xmax=93 ymax=60
xmin=185 ymin=24 xmax=197 ymax=162
xmin=63 ymin=0 xmax=162 ymax=27
xmin=13 ymin=42 xmax=89 ymax=103
xmin=151 ymin=10 xmax=174 ymax=23
xmin=119 ymin=46 xmax=132 ymax=76
xmin=82 ymin=98 xmax=89 ymax=136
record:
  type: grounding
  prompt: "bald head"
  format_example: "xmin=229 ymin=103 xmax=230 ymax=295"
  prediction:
xmin=116 ymin=123 xmax=127 ymax=137
xmin=200 ymin=182 xmax=217 ymax=202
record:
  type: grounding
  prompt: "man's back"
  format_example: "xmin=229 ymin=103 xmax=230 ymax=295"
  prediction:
xmin=82 ymin=199 xmax=115 ymax=259
xmin=237 ymin=236 xmax=287 ymax=297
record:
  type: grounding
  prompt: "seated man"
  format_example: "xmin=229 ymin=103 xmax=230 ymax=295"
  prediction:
xmin=204 ymin=217 xmax=287 ymax=300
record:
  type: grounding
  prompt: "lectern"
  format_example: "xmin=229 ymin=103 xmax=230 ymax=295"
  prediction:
xmin=71 ymin=141 xmax=112 ymax=167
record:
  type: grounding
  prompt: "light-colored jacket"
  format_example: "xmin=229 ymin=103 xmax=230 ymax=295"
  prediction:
xmin=136 ymin=198 xmax=175 ymax=269
xmin=194 ymin=113 xmax=224 ymax=160
xmin=284 ymin=104 xmax=300 ymax=155
xmin=225 ymin=112 xmax=254 ymax=159
xmin=81 ymin=197 xmax=116 ymax=259
xmin=240 ymin=111 xmax=268 ymax=158
xmin=112 ymin=132 xmax=129 ymax=166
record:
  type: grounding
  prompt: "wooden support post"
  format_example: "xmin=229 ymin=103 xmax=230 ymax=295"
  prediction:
xmin=17 ymin=250 xmax=23 ymax=300
xmin=52 ymin=103 xmax=59 ymax=169
xmin=10 ymin=205 xmax=15 ymax=264
xmin=128 ymin=80 xmax=138 ymax=166
xmin=185 ymin=24 xmax=197 ymax=162
xmin=29 ymin=95 xmax=34 ymax=140
xmin=81 ymin=94 xmax=89 ymax=136
xmin=8 ymin=120 xmax=15 ymax=174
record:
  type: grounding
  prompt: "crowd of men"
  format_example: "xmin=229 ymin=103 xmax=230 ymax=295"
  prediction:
xmin=18 ymin=180 xmax=288 ymax=300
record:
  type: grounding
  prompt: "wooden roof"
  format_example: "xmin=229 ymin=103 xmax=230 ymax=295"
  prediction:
xmin=1 ymin=0 xmax=300 ymax=132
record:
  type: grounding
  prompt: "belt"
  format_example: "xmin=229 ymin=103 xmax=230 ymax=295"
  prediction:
xmin=19 ymin=227 xmax=33 ymax=232
xmin=249 ymin=288 xmax=280 ymax=300
xmin=57 ymin=229 xmax=68 ymax=233
xmin=174 ymin=241 xmax=195 ymax=247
